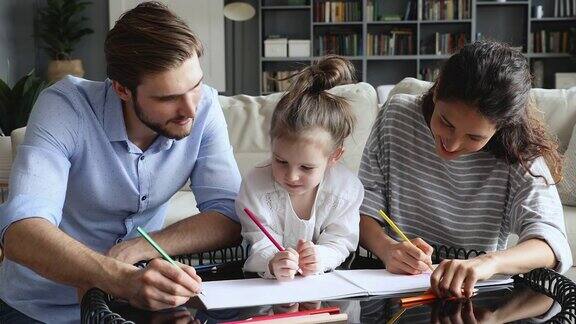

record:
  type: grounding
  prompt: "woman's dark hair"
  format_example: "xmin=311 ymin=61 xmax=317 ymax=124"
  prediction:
xmin=269 ymin=55 xmax=357 ymax=149
xmin=422 ymin=41 xmax=562 ymax=183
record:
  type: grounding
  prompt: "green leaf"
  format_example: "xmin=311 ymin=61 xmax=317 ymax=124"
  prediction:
xmin=0 ymin=70 xmax=47 ymax=135
xmin=36 ymin=0 xmax=93 ymax=60
xmin=0 ymin=79 xmax=10 ymax=134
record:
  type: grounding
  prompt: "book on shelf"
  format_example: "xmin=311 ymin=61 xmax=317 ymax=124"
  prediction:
xmin=314 ymin=1 xmax=362 ymax=22
xmin=404 ymin=0 xmax=416 ymax=20
xmin=367 ymin=29 xmax=414 ymax=55
xmin=366 ymin=0 xmax=416 ymax=21
xmin=552 ymin=0 xmax=576 ymax=17
xmin=531 ymin=30 xmax=573 ymax=53
xmin=532 ymin=60 xmax=544 ymax=88
xmin=317 ymin=32 xmax=361 ymax=56
xmin=261 ymin=70 xmax=296 ymax=93
xmin=421 ymin=0 xmax=471 ymax=21
xmin=383 ymin=14 xmax=403 ymax=21
xmin=418 ymin=0 xmax=423 ymax=20
xmin=421 ymin=32 xmax=467 ymax=55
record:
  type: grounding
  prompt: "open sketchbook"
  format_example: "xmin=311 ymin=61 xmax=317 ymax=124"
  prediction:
xmin=199 ymin=269 xmax=513 ymax=310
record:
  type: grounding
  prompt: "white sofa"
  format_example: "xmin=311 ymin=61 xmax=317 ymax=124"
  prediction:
xmin=7 ymin=79 xmax=576 ymax=280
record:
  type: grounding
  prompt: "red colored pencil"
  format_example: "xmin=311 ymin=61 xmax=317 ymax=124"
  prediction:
xmin=244 ymin=207 xmax=284 ymax=251
xmin=400 ymin=288 xmax=479 ymax=306
xmin=222 ymin=306 xmax=341 ymax=323
xmin=243 ymin=207 xmax=303 ymax=275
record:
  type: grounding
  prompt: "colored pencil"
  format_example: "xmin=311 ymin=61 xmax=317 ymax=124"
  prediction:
xmin=378 ymin=210 xmax=434 ymax=272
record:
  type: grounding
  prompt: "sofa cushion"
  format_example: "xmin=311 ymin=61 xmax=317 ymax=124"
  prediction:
xmin=218 ymin=82 xmax=379 ymax=177
xmin=388 ymin=77 xmax=431 ymax=100
xmin=563 ymin=205 xmax=576 ymax=263
xmin=559 ymin=126 xmax=576 ymax=206
xmin=165 ymin=191 xmax=199 ymax=226
xmin=164 ymin=83 xmax=379 ymax=225
xmin=531 ymin=87 xmax=576 ymax=152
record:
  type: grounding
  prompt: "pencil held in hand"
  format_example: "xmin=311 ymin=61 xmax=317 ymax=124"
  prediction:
xmin=244 ymin=208 xmax=284 ymax=251
xmin=136 ymin=226 xmax=177 ymax=266
xmin=378 ymin=210 xmax=434 ymax=272
xmin=136 ymin=226 xmax=204 ymax=296
xmin=243 ymin=208 xmax=303 ymax=275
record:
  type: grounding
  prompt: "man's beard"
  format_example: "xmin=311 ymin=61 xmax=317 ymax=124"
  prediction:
xmin=133 ymin=98 xmax=193 ymax=140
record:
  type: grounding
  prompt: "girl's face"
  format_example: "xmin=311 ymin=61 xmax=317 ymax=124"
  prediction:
xmin=271 ymin=129 xmax=342 ymax=197
xmin=430 ymin=100 xmax=497 ymax=160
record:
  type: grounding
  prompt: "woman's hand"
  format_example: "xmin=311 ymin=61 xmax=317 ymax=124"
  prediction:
xmin=297 ymin=239 xmax=319 ymax=276
xmin=431 ymin=299 xmax=495 ymax=324
xmin=430 ymin=254 xmax=498 ymax=298
xmin=382 ymin=238 xmax=434 ymax=275
xmin=269 ymin=248 xmax=300 ymax=281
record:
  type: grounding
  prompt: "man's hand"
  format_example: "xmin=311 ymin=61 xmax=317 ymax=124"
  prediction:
xmin=269 ymin=248 xmax=299 ymax=281
xmin=149 ymin=307 xmax=201 ymax=324
xmin=124 ymin=258 xmax=202 ymax=311
xmin=108 ymin=237 xmax=155 ymax=265
xmin=296 ymin=239 xmax=320 ymax=276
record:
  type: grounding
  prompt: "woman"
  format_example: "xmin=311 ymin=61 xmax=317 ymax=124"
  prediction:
xmin=359 ymin=41 xmax=572 ymax=298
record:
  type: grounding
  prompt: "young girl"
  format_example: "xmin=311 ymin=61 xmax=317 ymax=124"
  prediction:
xmin=359 ymin=41 xmax=572 ymax=298
xmin=236 ymin=56 xmax=364 ymax=280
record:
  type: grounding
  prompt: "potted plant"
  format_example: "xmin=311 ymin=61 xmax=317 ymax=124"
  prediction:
xmin=0 ymin=71 xmax=47 ymax=183
xmin=36 ymin=0 xmax=94 ymax=82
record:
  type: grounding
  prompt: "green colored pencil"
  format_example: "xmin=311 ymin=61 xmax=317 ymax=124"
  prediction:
xmin=136 ymin=226 xmax=177 ymax=266
xmin=136 ymin=226 xmax=205 ymax=296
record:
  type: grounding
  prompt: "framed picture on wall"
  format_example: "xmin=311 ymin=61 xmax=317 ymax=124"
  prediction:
xmin=109 ymin=0 xmax=226 ymax=92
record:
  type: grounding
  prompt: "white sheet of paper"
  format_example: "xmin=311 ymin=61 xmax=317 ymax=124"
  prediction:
xmin=199 ymin=269 xmax=513 ymax=309
xmin=335 ymin=269 xmax=431 ymax=295
xmin=334 ymin=270 xmax=513 ymax=295
xmin=199 ymin=273 xmax=364 ymax=310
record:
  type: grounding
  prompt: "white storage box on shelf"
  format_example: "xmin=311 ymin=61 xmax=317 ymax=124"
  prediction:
xmin=288 ymin=39 xmax=311 ymax=57
xmin=264 ymin=38 xmax=288 ymax=57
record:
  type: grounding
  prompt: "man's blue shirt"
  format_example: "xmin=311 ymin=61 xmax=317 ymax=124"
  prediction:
xmin=0 ymin=76 xmax=241 ymax=323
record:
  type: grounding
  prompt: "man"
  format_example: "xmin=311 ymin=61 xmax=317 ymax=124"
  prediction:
xmin=0 ymin=2 xmax=242 ymax=323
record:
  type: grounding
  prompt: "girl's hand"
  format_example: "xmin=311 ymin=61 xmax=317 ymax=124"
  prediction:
xmin=430 ymin=254 xmax=498 ymax=298
xmin=269 ymin=248 xmax=299 ymax=281
xmin=296 ymin=239 xmax=319 ymax=276
xmin=273 ymin=302 xmax=300 ymax=314
xmin=383 ymin=238 xmax=434 ymax=275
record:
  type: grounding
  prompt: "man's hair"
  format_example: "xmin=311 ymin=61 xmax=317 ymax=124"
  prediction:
xmin=105 ymin=1 xmax=204 ymax=93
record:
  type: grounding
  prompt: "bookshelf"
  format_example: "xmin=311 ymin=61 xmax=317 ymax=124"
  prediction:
xmin=259 ymin=0 xmax=576 ymax=93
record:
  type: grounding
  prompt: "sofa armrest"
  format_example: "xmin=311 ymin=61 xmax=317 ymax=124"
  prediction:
xmin=563 ymin=205 xmax=576 ymax=264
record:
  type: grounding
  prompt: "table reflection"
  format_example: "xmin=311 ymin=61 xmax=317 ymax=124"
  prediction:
xmin=108 ymin=283 xmax=559 ymax=324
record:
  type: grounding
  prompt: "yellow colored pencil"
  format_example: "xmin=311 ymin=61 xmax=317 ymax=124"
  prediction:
xmin=386 ymin=307 xmax=406 ymax=324
xmin=378 ymin=209 xmax=434 ymax=272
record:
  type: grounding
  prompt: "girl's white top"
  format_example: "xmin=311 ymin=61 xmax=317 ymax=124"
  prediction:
xmin=237 ymin=161 xmax=364 ymax=278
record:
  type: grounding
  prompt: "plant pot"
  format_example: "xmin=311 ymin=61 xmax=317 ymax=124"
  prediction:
xmin=0 ymin=136 xmax=12 ymax=185
xmin=47 ymin=59 xmax=85 ymax=82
